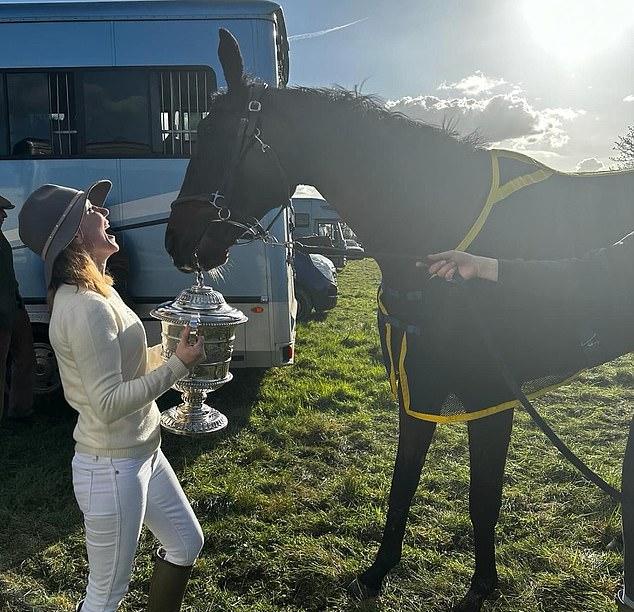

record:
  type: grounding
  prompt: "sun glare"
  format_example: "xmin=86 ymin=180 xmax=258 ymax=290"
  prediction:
xmin=521 ymin=0 xmax=634 ymax=63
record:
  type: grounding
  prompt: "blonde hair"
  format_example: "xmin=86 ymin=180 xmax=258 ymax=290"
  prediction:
xmin=47 ymin=241 xmax=113 ymax=309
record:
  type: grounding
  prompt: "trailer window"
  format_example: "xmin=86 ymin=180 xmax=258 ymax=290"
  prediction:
xmin=317 ymin=222 xmax=338 ymax=240
xmin=0 ymin=66 xmax=215 ymax=159
xmin=5 ymin=72 xmax=77 ymax=157
xmin=7 ymin=73 xmax=51 ymax=156
xmin=159 ymin=69 xmax=214 ymax=157
xmin=49 ymin=72 xmax=77 ymax=157
xmin=83 ymin=71 xmax=152 ymax=156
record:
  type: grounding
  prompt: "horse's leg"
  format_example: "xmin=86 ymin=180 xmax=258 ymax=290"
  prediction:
xmin=621 ymin=417 xmax=634 ymax=600
xmin=350 ymin=408 xmax=436 ymax=598
xmin=453 ymin=407 xmax=514 ymax=612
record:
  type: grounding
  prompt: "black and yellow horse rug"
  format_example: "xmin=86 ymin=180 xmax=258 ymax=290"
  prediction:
xmin=378 ymin=149 xmax=634 ymax=423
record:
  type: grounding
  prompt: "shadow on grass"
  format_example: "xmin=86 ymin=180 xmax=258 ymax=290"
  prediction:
xmin=0 ymin=367 xmax=266 ymax=575
xmin=0 ymin=397 xmax=79 ymax=572
xmin=158 ymin=367 xmax=266 ymax=469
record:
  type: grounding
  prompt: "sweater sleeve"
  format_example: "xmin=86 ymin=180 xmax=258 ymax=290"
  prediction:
xmin=497 ymin=231 xmax=634 ymax=317
xmin=66 ymin=297 xmax=190 ymax=424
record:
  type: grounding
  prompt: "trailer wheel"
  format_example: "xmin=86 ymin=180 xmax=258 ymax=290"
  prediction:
xmin=296 ymin=288 xmax=313 ymax=322
xmin=32 ymin=327 xmax=62 ymax=397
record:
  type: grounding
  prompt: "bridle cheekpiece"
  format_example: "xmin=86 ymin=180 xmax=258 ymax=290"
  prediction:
xmin=170 ymin=83 xmax=292 ymax=267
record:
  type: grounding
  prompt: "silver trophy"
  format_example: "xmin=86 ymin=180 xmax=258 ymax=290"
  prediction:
xmin=151 ymin=272 xmax=248 ymax=436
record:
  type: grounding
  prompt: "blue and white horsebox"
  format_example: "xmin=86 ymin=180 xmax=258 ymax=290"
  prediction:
xmin=0 ymin=0 xmax=295 ymax=395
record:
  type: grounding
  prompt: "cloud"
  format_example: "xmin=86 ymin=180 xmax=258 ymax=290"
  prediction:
xmin=387 ymin=73 xmax=585 ymax=150
xmin=387 ymin=92 xmax=584 ymax=148
xmin=438 ymin=71 xmax=507 ymax=96
xmin=624 ymin=95 xmax=634 ymax=102
xmin=575 ymin=158 xmax=605 ymax=172
xmin=289 ymin=18 xmax=368 ymax=42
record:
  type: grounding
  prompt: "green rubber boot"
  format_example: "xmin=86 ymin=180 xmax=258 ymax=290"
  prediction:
xmin=146 ymin=548 xmax=194 ymax=612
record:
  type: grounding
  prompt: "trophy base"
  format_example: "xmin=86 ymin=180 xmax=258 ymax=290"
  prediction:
xmin=160 ymin=403 xmax=228 ymax=437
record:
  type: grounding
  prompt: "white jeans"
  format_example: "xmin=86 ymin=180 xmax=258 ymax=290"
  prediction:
xmin=72 ymin=448 xmax=204 ymax=612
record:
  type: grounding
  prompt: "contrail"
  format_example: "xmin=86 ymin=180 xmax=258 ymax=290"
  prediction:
xmin=289 ymin=17 xmax=368 ymax=41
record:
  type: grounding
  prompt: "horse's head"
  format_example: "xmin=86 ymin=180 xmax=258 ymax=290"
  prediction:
xmin=165 ymin=29 xmax=292 ymax=272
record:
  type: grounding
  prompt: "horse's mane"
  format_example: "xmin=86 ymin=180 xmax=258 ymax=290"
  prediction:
xmin=287 ymin=85 xmax=486 ymax=151
xmin=210 ymin=80 xmax=485 ymax=152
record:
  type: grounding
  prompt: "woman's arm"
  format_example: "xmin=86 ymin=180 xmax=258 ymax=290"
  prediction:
xmin=66 ymin=297 xmax=190 ymax=425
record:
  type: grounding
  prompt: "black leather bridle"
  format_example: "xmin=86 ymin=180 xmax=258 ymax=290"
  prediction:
xmin=170 ymin=84 xmax=292 ymax=266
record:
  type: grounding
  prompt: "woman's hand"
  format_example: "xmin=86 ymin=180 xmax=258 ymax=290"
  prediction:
xmin=175 ymin=325 xmax=206 ymax=369
xmin=426 ymin=250 xmax=499 ymax=282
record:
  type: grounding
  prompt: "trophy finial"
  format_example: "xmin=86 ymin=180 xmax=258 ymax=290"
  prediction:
xmin=195 ymin=269 xmax=205 ymax=288
xmin=192 ymin=251 xmax=206 ymax=288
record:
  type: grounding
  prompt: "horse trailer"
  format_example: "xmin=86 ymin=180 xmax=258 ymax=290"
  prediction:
xmin=0 ymin=0 xmax=294 ymax=395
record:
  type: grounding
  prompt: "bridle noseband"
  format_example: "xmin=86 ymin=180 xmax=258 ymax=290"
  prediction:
xmin=170 ymin=83 xmax=292 ymax=264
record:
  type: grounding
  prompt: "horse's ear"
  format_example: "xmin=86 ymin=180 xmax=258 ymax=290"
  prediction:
xmin=218 ymin=28 xmax=245 ymax=93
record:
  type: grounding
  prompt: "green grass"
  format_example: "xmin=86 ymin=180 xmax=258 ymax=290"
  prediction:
xmin=0 ymin=259 xmax=631 ymax=611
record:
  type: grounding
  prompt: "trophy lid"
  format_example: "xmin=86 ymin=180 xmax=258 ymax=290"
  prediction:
xmin=151 ymin=272 xmax=248 ymax=326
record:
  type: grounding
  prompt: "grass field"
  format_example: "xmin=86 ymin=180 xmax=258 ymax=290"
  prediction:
xmin=0 ymin=258 xmax=631 ymax=612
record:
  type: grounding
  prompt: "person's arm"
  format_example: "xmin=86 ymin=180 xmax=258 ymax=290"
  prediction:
xmin=428 ymin=232 xmax=634 ymax=311
xmin=497 ymin=252 xmax=607 ymax=301
xmin=498 ymin=231 xmax=634 ymax=309
xmin=65 ymin=297 xmax=191 ymax=425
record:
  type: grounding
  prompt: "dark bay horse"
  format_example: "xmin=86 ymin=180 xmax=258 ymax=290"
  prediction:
xmin=165 ymin=29 xmax=634 ymax=611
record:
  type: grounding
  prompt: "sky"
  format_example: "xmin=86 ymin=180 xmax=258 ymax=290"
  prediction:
xmin=282 ymin=0 xmax=634 ymax=171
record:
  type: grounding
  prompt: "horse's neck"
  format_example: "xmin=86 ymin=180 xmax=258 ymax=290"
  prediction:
xmin=271 ymin=90 xmax=491 ymax=288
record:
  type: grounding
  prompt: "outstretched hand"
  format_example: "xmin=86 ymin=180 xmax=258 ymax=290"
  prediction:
xmin=426 ymin=250 xmax=499 ymax=282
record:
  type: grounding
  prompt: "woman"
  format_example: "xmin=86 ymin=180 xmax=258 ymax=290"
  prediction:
xmin=18 ymin=181 xmax=206 ymax=612
xmin=428 ymin=231 xmax=634 ymax=611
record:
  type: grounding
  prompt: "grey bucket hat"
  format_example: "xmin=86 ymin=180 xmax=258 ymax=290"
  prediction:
xmin=0 ymin=195 xmax=14 ymax=209
xmin=18 ymin=180 xmax=112 ymax=287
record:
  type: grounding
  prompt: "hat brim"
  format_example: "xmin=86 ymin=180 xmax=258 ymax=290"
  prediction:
xmin=85 ymin=179 xmax=112 ymax=211
xmin=0 ymin=195 xmax=14 ymax=209
xmin=44 ymin=180 xmax=112 ymax=288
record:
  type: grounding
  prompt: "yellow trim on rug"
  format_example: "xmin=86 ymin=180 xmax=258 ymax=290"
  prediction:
xmin=403 ymin=372 xmax=582 ymax=424
xmin=377 ymin=289 xmax=398 ymax=398
xmin=456 ymin=150 xmax=554 ymax=252
xmin=380 ymin=151 xmax=583 ymax=423
xmin=398 ymin=332 xmax=410 ymax=409
xmin=379 ymin=296 xmax=584 ymax=423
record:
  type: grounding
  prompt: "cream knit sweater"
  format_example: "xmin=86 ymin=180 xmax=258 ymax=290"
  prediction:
xmin=49 ymin=283 xmax=190 ymax=458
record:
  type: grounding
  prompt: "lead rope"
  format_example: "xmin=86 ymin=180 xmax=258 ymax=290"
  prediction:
xmin=453 ymin=279 xmax=621 ymax=502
